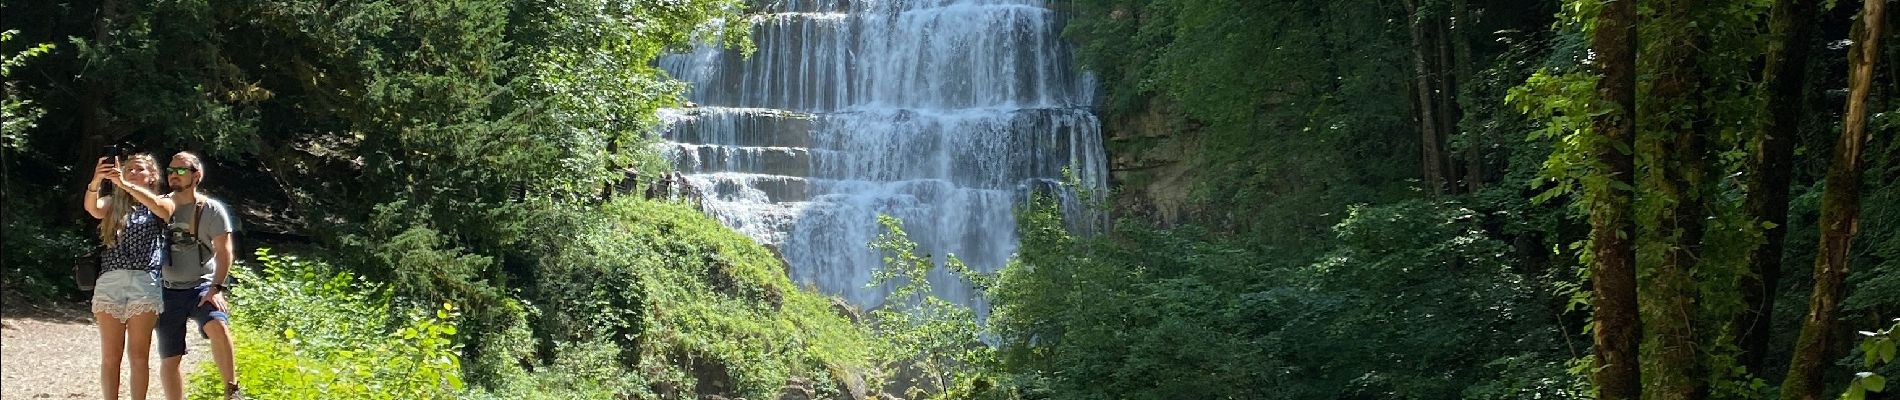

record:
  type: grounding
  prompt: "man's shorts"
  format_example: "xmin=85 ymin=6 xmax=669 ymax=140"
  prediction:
xmin=157 ymin=284 xmax=230 ymax=358
xmin=91 ymin=270 xmax=162 ymax=323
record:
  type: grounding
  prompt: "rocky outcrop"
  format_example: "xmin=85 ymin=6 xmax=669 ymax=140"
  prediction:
xmin=1104 ymin=97 xmax=1201 ymax=228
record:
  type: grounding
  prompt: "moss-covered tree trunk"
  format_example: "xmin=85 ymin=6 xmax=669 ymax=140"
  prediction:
xmin=1587 ymin=0 xmax=1642 ymax=398
xmin=1738 ymin=0 xmax=1817 ymax=377
xmin=1780 ymin=1 xmax=1884 ymax=398
xmin=1643 ymin=0 xmax=1714 ymax=398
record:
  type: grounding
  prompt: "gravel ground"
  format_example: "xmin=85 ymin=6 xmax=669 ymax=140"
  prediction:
xmin=3 ymin=299 xmax=212 ymax=399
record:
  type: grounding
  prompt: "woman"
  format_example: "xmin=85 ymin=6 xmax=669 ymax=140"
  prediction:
xmin=82 ymin=152 xmax=175 ymax=400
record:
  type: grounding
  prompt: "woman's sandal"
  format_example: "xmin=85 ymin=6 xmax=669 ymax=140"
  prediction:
xmin=225 ymin=382 xmax=246 ymax=400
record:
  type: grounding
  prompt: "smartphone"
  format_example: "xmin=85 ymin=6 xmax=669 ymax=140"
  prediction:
xmin=98 ymin=144 xmax=124 ymax=196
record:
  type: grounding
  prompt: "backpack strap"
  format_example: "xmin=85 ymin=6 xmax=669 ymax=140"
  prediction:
xmin=191 ymin=200 xmax=209 ymax=267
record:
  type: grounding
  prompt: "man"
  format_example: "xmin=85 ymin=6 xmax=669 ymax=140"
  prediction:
xmin=156 ymin=151 xmax=241 ymax=399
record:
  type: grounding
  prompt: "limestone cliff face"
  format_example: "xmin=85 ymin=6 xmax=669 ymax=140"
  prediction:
xmin=1103 ymin=98 xmax=1200 ymax=228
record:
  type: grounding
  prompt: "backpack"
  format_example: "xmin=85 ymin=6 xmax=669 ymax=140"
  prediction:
xmin=172 ymin=201 xmax=213 ymax=278
xmin=73 ymin=249 xmax=100 ymax=291
xmin=178 ymin=200 xmax=236 ymax=286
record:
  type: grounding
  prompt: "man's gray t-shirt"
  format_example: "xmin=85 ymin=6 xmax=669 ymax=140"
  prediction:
xmin=164 ymin=197 xmax=233 ymax=289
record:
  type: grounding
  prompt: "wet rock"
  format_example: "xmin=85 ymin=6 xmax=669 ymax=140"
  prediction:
xmin=829 ymin=297 xmax=862 ymax=325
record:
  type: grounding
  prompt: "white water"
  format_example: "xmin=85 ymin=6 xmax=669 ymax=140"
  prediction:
xmin=657 ymin=0 xmax=1106 ymax=311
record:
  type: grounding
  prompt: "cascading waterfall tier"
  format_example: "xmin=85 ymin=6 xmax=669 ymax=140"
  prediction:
xmin=657 ymin=0 xmax=1106 ymax=311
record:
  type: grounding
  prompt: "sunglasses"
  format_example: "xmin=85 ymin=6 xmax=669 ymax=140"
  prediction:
xmin=167 ymin=166 xmax=199 ymax=175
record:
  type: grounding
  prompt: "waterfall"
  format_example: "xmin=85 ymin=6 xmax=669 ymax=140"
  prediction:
xmin=657 ymin=0 xmax=1107 ymax=312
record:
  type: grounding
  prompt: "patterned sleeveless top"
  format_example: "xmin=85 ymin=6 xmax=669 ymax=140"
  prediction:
xmin=100 ymin=204 xmax=168 ymax=274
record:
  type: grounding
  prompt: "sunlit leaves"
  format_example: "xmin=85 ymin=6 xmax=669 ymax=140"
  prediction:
xmin=190 ymin=248 xmax=467 ymax=399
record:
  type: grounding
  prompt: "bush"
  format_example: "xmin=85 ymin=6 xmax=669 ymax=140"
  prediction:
xmin=988 ymin=199 xmax=1574 ymax=399
xmin=0 ymin=203 xmax=89 ymax=300
xmin=180 ymin=199 xmax=885 ymax=399
xmin=187 ymin=249 xmax=464 ymax=399
xmin=530 ymin=198 xmax=878 ymax=399
xmin=462 ymin=339 xmax=647 ymax=400
xmin=867 ymin=214 xmax=1003 ymax=400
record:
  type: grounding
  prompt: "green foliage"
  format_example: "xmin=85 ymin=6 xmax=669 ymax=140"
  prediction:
xmin=1295 ymin=200 xmax=1575 ymax=399
xmin=41 ymin=0 xmax=258 ymax=156
xmin=1512 ymin=2 xmax=1851 ymax=398
xmin=1844 ymin=131 xmax=1900 ymax=317
xmin=993 ymin=197 xmax=1281 ymax=399
xmin=0 ymin=30 xmax=77 ymax=300
xmin=1841 ymin=319 xmax=1900 ymax=400
xmin=1462 ymin=354 xmax=1593 ymax=399
xmin=0 ymin=160 xmax=89 ymax=301
xmin=187 ymin=249 xmax=464 ymax=399
xmin=193 ymin=0 xmax=751 ymax=238
xmin=1059 ymin=0 xmax=1419 ymax=247
xmin=195 ymin=212 xmax=880 ymax=399
xmin=531 ymin=199 xmax=877 ymax=399
xmin=1507 ymin=68 xmax=1603 ymax=208
xmin=989 ymin=197 xmax=1574 ymax=399
xmin=0 ymin=29 xmax=52 ymax=152
xmin=868 ymin=214 xmax=1004 ymax=400
xmin=331 ymin=201 xmax=528 ymax=390
xmin=0 ymin=0 xmax=850 ymax=395
xmin=0 ymin=201 xmax=88 ymax=300
xmin=462 ymin=339 xmax=649 ymax=399
xmin=6 ymin=0 xmax=1895 ymax=398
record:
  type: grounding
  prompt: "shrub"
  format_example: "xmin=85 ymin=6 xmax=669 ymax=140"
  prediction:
xmin=188 ymin=249 xmax=463 ymax=399
xmin=867 ymin=214 xmax=1004 ymax=400
xmin=530 ymin=198 xmax=878 ymax=398
xmin=988 ymin=199 xmax=1573 ymax=399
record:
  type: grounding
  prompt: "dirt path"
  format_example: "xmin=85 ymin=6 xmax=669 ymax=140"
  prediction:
xmin=3 ymin=299 xmax=212 ymax=399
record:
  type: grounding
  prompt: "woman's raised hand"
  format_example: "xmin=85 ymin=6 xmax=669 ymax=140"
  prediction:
xmin=91 ymin=157 xmax=119 ymax=188
xmin=101 ymin=158 xmax=124 ymax=188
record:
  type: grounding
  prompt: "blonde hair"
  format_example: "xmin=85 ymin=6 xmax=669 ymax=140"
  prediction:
xmin=99 ymin=153 xmax=160 ymax=248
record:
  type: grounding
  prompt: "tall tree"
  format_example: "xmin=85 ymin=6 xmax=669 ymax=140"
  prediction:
xmin=1451 ymin=0 xmax=1481 ymax=193
xmin=1435 ymin=15 xmax=1461 ymax=184
xmin=1738 ymin=0 xmax=1817 ymax=376
xmin=77 ymin=0 xmax=120 ymax=170
xmin=1642 ymin=0 xmax=1713 ymax=397
xmin=1404 ymin=0 xmax=1447 ymax=195
xmin=1586 ymin=0 xmax=1643 ymax=398
xmin=1781 ymin=0 xmax=1885 ymax=398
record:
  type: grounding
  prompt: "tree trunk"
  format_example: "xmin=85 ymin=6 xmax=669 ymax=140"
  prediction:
xmin=1586 ymin=0 xmax=1641 ymax=398
xmin=1435 ymin=16 xmax=1461 ymax=190
xmin=73 ymin=0 xmax=123 ymax=225
xmin=1780 ymin=1 xmax=1883 ymax=399
xmin=1645 ymin=0 xmax=1712 ymax=397
xmin=1403 ymin=0 xmax=1445 ymax=195
xmin=1738 ymin=0 xmax=1817 ymax=377
xmin=79 ymin=0 xmax=119 ymax=163
xmin=1452 ymin=0 xmax=1481 ymax=193
xmin=1655 ymin=118 xmax=1713 ymax=400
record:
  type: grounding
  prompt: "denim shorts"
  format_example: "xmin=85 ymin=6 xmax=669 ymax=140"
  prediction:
xmin=91 ymin=269 xmax=162 ymax=323
xmin=157 ymin=284 xmax=231 ymax=358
